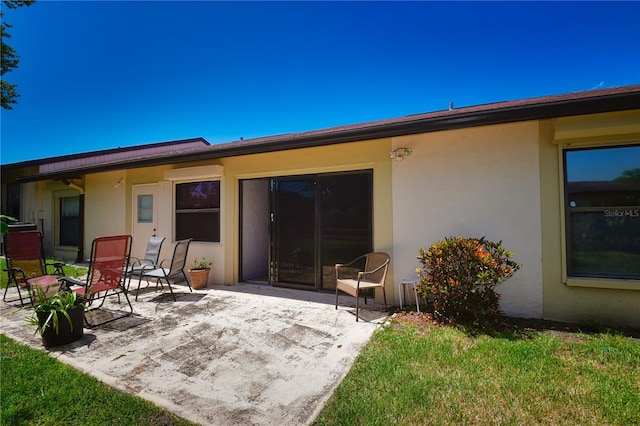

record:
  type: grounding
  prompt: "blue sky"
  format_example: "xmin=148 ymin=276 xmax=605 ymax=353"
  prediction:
xmin=566 ymin=145 xmax=640 ymax=182
xmin=1 ymin=1 xmax=639 ymax=164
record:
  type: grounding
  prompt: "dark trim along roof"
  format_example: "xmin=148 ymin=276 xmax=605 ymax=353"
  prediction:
xmin=6 ymin=85 xmax=640 ymax=183
xmin=3 ymin=137 xmax=210 ymax=171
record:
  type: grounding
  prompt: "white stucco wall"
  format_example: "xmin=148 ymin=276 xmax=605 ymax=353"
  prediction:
xmin=390 ymin=121 xmax=544 ymax=318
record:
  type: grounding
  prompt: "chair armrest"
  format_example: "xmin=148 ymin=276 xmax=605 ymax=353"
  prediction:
xmin=5 ymin=267 xmax=26 ymax=282
xmin=335 ymin=255 xmax=367 ymax=280
xmin=45 ymin=261 xmax=65 ymax=276
xmin=360 ymin=260 xmax=390 ymax=277
xmin=139 ymin=263 xmax=157 ymax=273
xmin=10 ymin=266 xmax=26 ymax=275
xmin=130 ymin=257 xmax=155 ymax=267
xmin=58 ymin=276 xmax=86 ymax=291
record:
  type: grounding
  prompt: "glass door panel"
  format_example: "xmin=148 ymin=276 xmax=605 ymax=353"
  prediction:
xmin=319 ymin=171 xmax=373 ymax=290
xmin=270 ymin=177 xmax=317 ymax=288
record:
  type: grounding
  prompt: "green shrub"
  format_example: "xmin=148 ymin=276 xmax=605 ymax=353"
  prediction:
xmin=416 ymin=236 xmax=521 ymax=323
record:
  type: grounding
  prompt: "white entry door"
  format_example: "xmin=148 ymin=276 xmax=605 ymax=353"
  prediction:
xmin=132 ymin=184 xmax=160 ymax=261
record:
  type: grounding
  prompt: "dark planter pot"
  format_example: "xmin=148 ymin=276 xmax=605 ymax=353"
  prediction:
xmin=37 ymin=305 xmax=84 ymax=348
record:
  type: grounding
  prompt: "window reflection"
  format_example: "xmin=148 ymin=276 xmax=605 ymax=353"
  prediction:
xmin=60 ymin=196 xmax=80 ymax=246
xmin=175 ymin=181 xmax=220 ymax=242
xmin=564 ymin=145 xmax=640 ymax=279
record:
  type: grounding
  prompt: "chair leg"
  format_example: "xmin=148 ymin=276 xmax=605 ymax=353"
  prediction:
xmin=2 ymin=284 xmax=9 ymax=303
xmin=3 ymin=283 xmax=15 ymax=304
xmin=135 ymin=277 xmax=142 ymax=302
xmin=182 ymin=271 xmax=192 ymax=292
xmin=364 ymin=288 xmax=375 ymax=305
xmin=122 ymin=288 xmax=134 ymax=316
xmin=154 ymin=278 xmax=163 ymax=291
xmin=335 ymin=287 xmax=339 ymax=310
xmin=94 ymin=292 xmax=108 ymax=309
xmin=355 ymin=290 xmax=360 ymax=322
xmin=3 ymin=281 xmax=28 ymax=306
xmin=83 ymin=287 xmax=134 ymax=328
xmin=126 ymin=272 xmax=138 ymax=300
xmin=382 ymin=287 xmax=387 ymax=311
xmin=131 ymin=273 xmax=147 ymax=301
xmin=164 ymin=278 xmax=176 ymax=301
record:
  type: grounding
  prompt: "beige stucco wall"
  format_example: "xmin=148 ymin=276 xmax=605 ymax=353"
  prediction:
xmin=84 ymin=171 xmax=128 ymax=250
xmin=81 ymin=164 xmax=227 ymax=285
xmin=220 ymin=138 xmax=393 ymax=291
xmin=540 ymin=111 xmax=640 ymax=328
xmin=19 ymin=109 xmax=637 ymax=327
xmin=122 ymin=165 xmax=223 ymax=284
xmin=390 ymin=121 xmax=544 ymax=319
xmin=80 ymin=139 xmax=393 ymax=293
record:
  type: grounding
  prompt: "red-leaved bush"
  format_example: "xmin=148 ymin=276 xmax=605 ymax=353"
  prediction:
xmin=416 ymin=236 xmax=521 ymax=323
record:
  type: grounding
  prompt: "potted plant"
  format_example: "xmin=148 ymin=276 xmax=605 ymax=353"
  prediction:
xmin=188 ymin=257 xmax=212 ymax=290
xmin=26 ymin=286 xmax=86 ymax=348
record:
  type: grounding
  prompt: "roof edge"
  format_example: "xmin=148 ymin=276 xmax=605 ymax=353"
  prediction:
xmin=1 ymin=137 xmax=210 ymax=170
xmin=8 ymin=85 xmax=640 ymax=183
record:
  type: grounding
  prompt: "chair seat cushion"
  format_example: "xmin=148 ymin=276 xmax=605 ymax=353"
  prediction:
xmin=26 ymin=275 xmax=62 ymax=290
xmin=337 ymin=278 xmax=382 ymax=289
xmin=68 ymin=281 xmax=115 ymax=297
xmin=336 ymin=279 xmax=382 ymax=298
xmin=143 ymin=268 xmax=169 ymax=278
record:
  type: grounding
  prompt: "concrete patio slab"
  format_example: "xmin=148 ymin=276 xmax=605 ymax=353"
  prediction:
xmin=1 ymin=282 xmax=388 ymax=425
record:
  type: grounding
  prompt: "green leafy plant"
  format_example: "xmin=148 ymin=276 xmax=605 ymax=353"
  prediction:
xmin=416 ymin=236 xmax=521 ymax=323
xmin=26 ymin=287 xmax=86 ymax=335
xmin=191 ymin=257 xmax=212 ymax=270
xmin=0 ymin=214 xmax=17 ymax=234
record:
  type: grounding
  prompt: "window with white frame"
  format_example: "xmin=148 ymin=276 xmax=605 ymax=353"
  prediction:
xmin=563 ymin=144 xmax=640 ymax=279
xmin=175 ymin=180 xmax=220 ymax=242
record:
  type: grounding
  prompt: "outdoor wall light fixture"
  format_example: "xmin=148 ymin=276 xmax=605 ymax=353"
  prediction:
xmin=389 ymin=147 xmax=413 ymax=161
xmin=115 ymin=177 xmax=124 ymax=188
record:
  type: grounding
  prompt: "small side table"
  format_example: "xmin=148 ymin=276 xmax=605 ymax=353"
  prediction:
xmin=399 ymin=278 xmax=421 ymax=313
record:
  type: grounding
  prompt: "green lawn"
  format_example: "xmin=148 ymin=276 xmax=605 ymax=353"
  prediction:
xmin=2 ymin=312 xmax=639 ymax=426
xmin=315 ymin=317 xmax=640 ymax=426
xmin=0 ymin=335 xmax=197 ymax=426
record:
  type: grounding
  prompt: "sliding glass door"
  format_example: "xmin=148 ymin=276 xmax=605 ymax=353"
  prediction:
xmin=269 ymin=170 xmax=372 ymax=290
